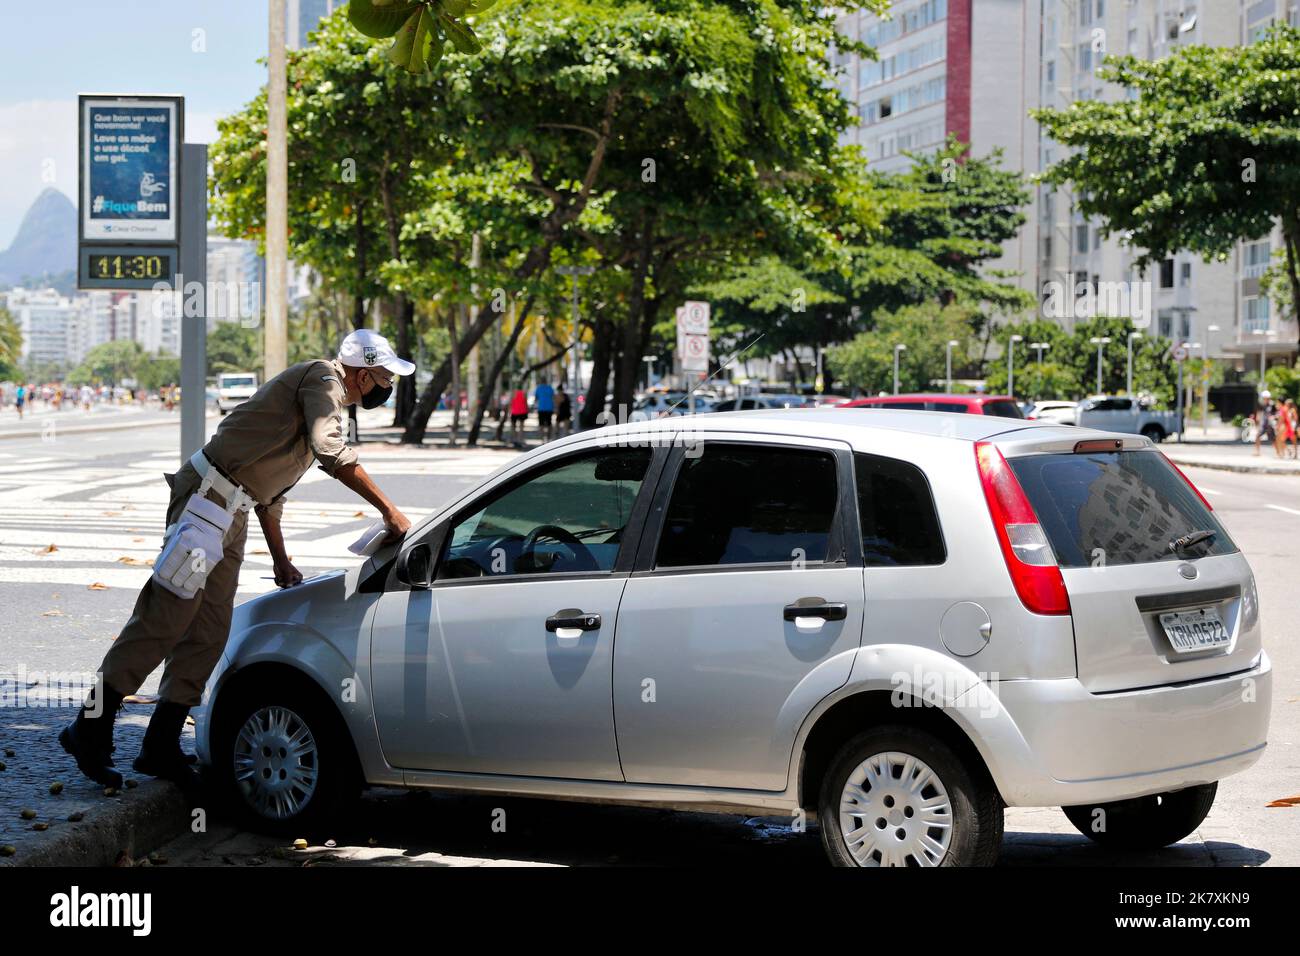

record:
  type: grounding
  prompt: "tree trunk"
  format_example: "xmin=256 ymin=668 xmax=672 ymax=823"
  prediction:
xmin=393 ymin=296 xmax=416 ymax=426
xmin=580 ymin=314 xmax=614 ymax=429
xmin=469 ymin=295 xmax=533 ymax=446
xmin=1283 ymin=213 xmax=1300 ymax=354
xmin=403 ymin=243 xmax=554 ymax=443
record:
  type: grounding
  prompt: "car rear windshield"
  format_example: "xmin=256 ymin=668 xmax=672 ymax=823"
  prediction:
xmin=981 ymin=400 xmax=1024 ymax=419
xmin=1007 ymin=451 xmax=1236 ymax=568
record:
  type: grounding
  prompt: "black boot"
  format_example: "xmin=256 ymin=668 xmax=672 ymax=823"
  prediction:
xmin=59 ymin=682 xmax=125 ymax=789
xmin=133 ymin=699 xmax=202 ymax=792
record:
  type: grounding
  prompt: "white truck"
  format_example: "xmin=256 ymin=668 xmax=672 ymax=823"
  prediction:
xmin=1076 ymin=395 xmax=1182 ymax=443
xmin=215 ymin=372 xmax=259 ymax=416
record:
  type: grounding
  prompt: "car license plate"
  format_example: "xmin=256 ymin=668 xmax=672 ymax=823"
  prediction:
xmin=1159 ymin=608 xmax=1230 ymax=653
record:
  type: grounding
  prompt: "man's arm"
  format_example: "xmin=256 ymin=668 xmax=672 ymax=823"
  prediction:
xmin=334 ymin=461 xmax=412 ymax=544
xmin=254 ymin=502 xmax=302 ymax=588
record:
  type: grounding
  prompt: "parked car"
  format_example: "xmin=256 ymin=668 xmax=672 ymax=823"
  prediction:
xmin=840 ymin=393 xmax=1025 ymax=418
xmin=196 ymin=409 xmax=1270 ymax=867
xmin=1076 ymin=395 xmax=1181 ymax=443
xmin=627 ymin=392 xmax=714 ymax=420
xmin=711 ymin=393 xmax=810 ymax=411
xmin=215 ymin=372 xmax=259 ymax=416
xmin=1027 ymin=400 xmax=1079 ymax=426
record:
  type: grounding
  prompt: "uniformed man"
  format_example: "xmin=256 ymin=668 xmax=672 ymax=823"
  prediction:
xmin=60 ymin=330 xmax=415 ymax=792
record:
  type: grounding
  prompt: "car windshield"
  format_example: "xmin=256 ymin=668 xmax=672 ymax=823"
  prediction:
xmin=221 ymin=376 xmax=256 ymax=388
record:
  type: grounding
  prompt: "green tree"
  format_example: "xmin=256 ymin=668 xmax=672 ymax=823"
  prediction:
xmin=0 ymin=306 xmax=22 ymax=381
xmin=207 ymin=322 xmax=263 ymax=376
xmin=68 ymin=340 xmax=149 ymax=388
xmin=1035 ymin=24 xmax=1300 ymax=349
xmin=827 ymin=302 xmax=981 ymax=396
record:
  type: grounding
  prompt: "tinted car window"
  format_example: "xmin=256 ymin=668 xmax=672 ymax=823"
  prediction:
xmin=981 ymin=400 xmax=1025 ymax=419
xmin=881 ymin=401 xmax=926 ymax=410
xmin=656 ymin=445 xmax=838 ymax=567
xmin=1008 ymin=451 xmax=1236 ymax=568
xmin=439 ymin=448 xmax=650 ymax=578
xmin=854 ymin=453 xmax=946 ymax=566
xmin=930 ymin=402 xmax=969 ymax=413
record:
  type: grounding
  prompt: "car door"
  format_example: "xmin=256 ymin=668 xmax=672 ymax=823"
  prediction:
xmin=369 ymin=442 xmax=664 ymax=779
xmin=612 ymin=435 xmax=865 ymax=790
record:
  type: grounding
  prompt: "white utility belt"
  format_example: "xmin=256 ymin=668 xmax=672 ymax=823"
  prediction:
xmin=188 ymin=450 xmax=256 ymax=516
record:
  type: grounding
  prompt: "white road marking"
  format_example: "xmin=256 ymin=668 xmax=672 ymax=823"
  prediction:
xmin=1266 ymin=503 xmax=1300 ymax=517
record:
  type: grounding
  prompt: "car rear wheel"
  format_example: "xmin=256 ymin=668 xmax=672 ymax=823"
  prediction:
xmin=1061 ymin=783 xmax=1217 ymax=850
xmin=212 ymin=680 xmax=360 ymax=835
xmin=818 ymin=725 xmax=1002 ymax=867
xmin=1141 ymin=424 xmax=1166 ymax=443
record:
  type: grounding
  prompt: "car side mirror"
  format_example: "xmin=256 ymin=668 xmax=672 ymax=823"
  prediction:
xmin=396 ymin=542 xmax=434 ymax=590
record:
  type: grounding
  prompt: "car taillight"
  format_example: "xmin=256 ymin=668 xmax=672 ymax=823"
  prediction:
xmin=1161 ymin=453 xmax=1214 ymax=512
xmin=974 ymin=442 xmax=1071 ymax=616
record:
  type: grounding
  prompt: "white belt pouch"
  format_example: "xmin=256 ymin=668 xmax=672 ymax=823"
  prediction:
xmin=152 ymin=453 xmax=253 ymax=599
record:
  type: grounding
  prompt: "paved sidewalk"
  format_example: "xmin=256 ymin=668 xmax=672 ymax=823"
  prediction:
xmin=1162 ymin=439 xmax=1300 ymax=475
xmin=0 ymin=699 xmax=191 ymax=866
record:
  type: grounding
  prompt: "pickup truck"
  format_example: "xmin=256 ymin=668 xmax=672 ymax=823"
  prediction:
xmin=215 ymin=372 xmax=259 ymax=416
xmin=1075 ymin=396 xmax=1181 ymax=442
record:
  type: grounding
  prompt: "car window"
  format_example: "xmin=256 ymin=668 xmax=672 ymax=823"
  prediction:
xmin=1008 ymin=451 xmax=1236 ymax=568
xmin=981 ymin=400 xmax=1025 ymax=419
xmin=438 ymin=447 xmax=651 ymax=579
xmin=713 ymin=399 xmax=736 ymax=412
xmin=656 ymin=444 xmax=839 ymax=568
xmin=929 ymin=402 xmax=969 ymax=413
xmin=881 ymin=401 xmax=925 ymax=410
xmin=854 ymin=453 xmax=946 ymax=566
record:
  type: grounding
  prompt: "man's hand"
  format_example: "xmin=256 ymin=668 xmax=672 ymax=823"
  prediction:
xmin=273 ymin=556 xmax=304 ymax=589
xmin=381 ymin=508 xmax=412 ymax=546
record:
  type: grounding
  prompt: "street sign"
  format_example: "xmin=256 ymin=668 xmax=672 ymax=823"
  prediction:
xmin=1171 ymin=344 xmax=1188 ymax=362
xmin=679 ymin=300 xmax=710 ymax=335
xmin=78 ymin=94 xmax=184 ymax=291
xmin=681 ymin=332 xmax=709 ymax=372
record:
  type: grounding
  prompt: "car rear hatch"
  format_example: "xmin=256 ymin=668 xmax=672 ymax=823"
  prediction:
xmin=994 ymin=430 xmax=1260 ymax=693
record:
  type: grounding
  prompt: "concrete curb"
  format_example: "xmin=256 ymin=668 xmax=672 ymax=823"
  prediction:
xmin=0 ymin=414 xmax=211 ymax=442
xmin=0 ymin=779 xmax=190 ymax=868
xmin=1164 ymin=454 xmax=1300 ymax=476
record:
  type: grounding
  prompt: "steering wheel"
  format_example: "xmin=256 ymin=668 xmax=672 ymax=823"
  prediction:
xmin=519 ymin=524 xmax=600 ymax=573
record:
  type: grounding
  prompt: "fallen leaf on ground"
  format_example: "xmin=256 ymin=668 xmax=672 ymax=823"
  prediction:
xmin=132 ymin=537 xmax=144 ymax=543
xmin=101 ymin=512 xmax=121 ymax=517
xmin=354 ymin=511 xmax=365 ymax=518
xmin=41 ymin=609 xmax=64 ymax=617
xmin=34 ymin=544 xmax=57 ymax=554
xmin=87 ymin=582 xmax=109 ymax=590
xmin=116 ymin=556 xmax=154 ymax=567
xmin=251 ymin=548 xmax=269 ymax=555
xmin=1266 ymin=795 xmax=1300 ymax=808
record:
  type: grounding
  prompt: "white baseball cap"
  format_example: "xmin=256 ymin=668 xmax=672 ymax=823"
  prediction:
xmin=337 ymin=329 xmax=415 ymax=376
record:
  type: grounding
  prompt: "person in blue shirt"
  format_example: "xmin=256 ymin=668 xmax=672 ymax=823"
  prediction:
xmin=535 ymin=381 xmax=555 ymax=441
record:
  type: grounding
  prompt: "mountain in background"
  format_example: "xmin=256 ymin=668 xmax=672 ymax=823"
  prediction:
xmin=0 ymin=188 xmax=76 ymax=288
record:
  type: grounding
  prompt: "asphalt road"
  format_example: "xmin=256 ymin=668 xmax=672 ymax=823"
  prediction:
xmin=2 ymin=421 xmax=1296 ymax=866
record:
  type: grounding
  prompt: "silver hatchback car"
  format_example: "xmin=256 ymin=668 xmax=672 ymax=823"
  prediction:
xmin=195 ymin=410 xmax=1272 ymax=867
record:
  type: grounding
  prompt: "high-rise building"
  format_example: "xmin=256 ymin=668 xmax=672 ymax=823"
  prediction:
xmin=287 ymin=0 xmax=341 ymax=50
xmin=835 ymin=0 xmax=1044 ymax=299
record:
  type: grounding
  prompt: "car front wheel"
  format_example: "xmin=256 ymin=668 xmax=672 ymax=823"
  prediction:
xmin=212 ymin=680 xmax=360 ymax=835
xmin=818 ymin=725 xmax=1002 ymax=867
xmin=1061 ymin=783 xmax=1217 ymax=850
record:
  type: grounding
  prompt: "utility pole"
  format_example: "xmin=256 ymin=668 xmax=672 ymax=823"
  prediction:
xmin=265 ymin=0 xmax=288 ymax=378
xmin=466 ymin=232 xmax=481 ymax=424
xmin=893 ymin=343 xmax=906 ymax=395
xmin=1126 ymin=331 xmax=1142 ymax=396
xmin=1007 ymin=334 xmax=1022 ymax=398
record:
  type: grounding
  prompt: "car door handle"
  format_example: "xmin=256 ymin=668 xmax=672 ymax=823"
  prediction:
xmin=546 ymin=609 xmax=601 ymax=643
xmin=783 ymin=599 xmax=848 ymax=626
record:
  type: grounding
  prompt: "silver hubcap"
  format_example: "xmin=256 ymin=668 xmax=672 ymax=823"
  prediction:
xmin=233 ymin=706 xmax=319 ymax=820
xmin=839 ymin=751 xmax=954 ymax=867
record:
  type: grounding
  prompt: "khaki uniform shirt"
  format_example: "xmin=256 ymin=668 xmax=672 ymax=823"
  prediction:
xmin=202 ymin=359 xmax=358 ymax=522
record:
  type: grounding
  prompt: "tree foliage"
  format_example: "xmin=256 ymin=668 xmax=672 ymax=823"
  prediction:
xmin=1034 ymin=24 xmax=1300 ymax=347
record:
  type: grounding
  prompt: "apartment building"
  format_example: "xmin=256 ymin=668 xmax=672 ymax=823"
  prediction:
xmin=836 ymin=0 xmax=1300 ymax=373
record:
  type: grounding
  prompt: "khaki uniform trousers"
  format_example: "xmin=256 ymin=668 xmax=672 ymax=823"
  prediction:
xmin=98 ymin=460 xmax=250 ymax=707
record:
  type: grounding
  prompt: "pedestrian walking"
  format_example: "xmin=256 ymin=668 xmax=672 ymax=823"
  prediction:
xmin=1283 ymin=399 xmax=1299 ymax=459
xmin=535 ymin=379 xmax=555 ymax=442
xmin=509 ymin=387 xmax=529 ymax=446
xmin=555 ymin=383 xmax=572 ymax=437
xmin=1254 ymin=393 xmax=1276 ymax=457
xmin=14 ymin=382 xmax=25 ymax=419
xmin=59 ymin=330 xmax=415 ymax=793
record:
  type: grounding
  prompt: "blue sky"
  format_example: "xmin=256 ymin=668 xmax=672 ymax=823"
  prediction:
xmin=0 ymin=1 xmax=272 ymax=247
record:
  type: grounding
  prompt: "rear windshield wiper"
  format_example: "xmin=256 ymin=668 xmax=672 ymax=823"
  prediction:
xmin=1168 ymin=529 xmax=1216 ymax=555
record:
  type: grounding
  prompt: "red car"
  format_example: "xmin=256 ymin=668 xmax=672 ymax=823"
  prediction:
xmin=839 ymin=393 xmax=1025 ymax=419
